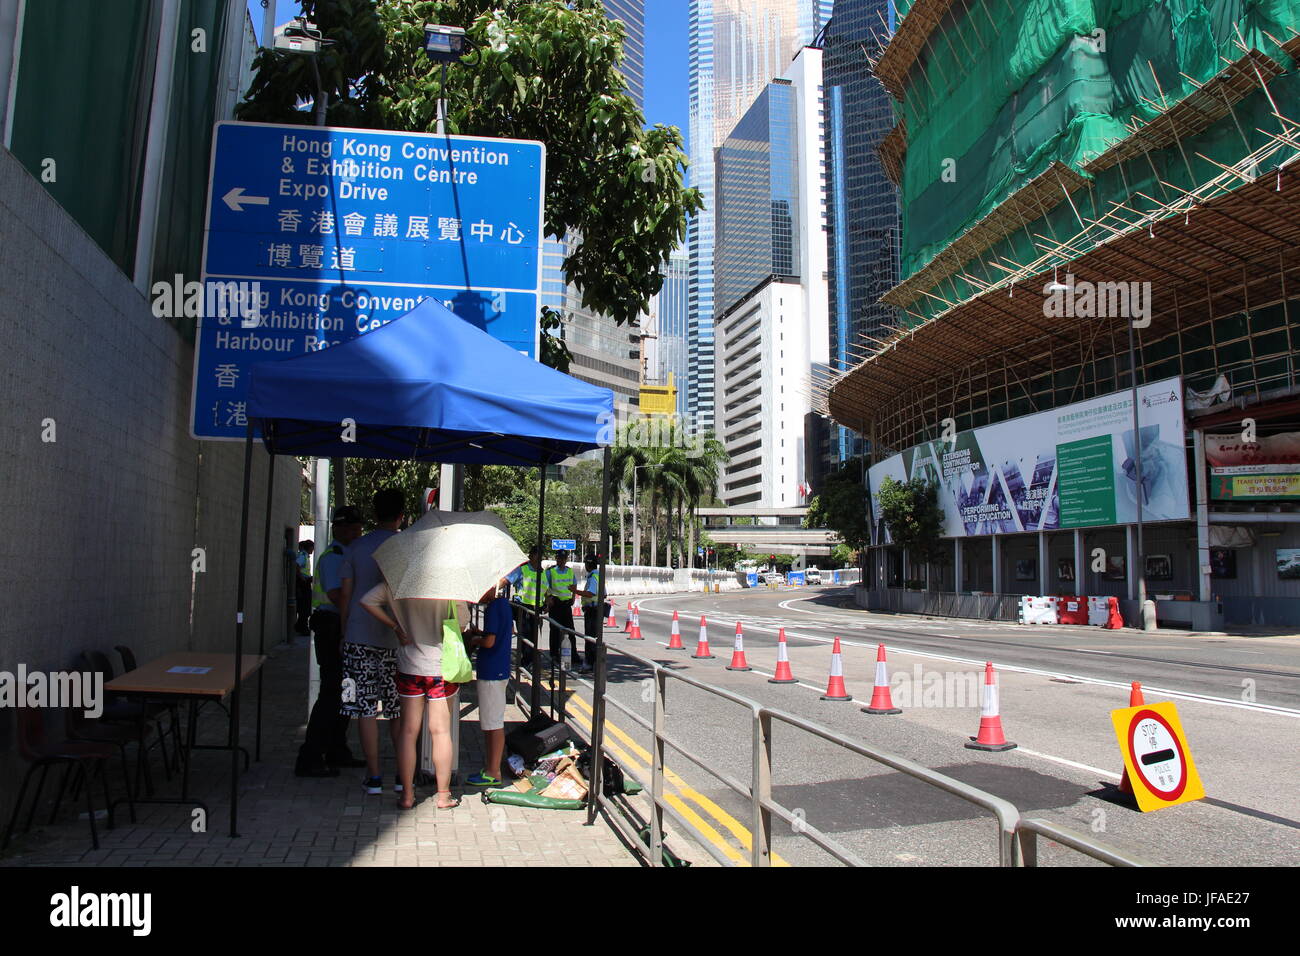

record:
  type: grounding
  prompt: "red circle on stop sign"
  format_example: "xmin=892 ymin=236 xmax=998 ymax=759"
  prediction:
xmin=1126 ymin=708 xmax=1188 ymax=801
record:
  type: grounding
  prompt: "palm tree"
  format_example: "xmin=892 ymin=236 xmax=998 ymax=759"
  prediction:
xmin=610 ymin=434 xmax=647 ymax=563
xmin=684 ymin=433 xmax=726 ymax=567
xmin=610 ymin=421 xmax=727 ymax=568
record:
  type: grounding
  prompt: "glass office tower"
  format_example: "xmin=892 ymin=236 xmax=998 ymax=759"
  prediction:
xmin=544 ymin=0 xmax=646 ymax=405
xmin=823 ymin=0 xmax=899 ymax=461
xmin=656 ymin=248 xmax=692 ymax=420
xmin=687 ymin=0 xmax=831 ymax=433
xmin=713 ymin=81 xmax=801 ymax=318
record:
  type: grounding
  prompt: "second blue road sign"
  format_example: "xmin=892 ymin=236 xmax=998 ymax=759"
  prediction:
xmin=192 ymin=120 xmax=545 ymax=440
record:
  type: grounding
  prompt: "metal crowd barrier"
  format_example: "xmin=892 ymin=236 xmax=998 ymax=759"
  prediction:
xmin=507 ymin=603 xmax=1148 ymax=868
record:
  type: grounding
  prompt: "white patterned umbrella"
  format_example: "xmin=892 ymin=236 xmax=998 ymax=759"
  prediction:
xmin=373 ymin=509 xmax=526 ymax=603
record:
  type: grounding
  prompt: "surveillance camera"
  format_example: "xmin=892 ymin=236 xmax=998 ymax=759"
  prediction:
xmin=273 ymin=17 xmax=330 ymax=54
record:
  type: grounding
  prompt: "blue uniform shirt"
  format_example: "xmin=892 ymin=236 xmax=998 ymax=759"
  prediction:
xmin=476 ymin=597 xmax=514 ymax=681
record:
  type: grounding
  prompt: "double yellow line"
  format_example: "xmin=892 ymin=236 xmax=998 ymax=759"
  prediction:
xmin=561 ymin=685 xmax=789 ymax=867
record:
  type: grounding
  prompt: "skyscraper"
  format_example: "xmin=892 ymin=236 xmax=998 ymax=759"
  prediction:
xmin=545 ymin=0 xmax=646 ymax=408
xmin=713 ymin=47 xmax=828 ymax=508
xmin=687 ymin=0 xmax=832 ymax=433
xmin=653 ymin=247 xmax=691 ymax=420
xmin=822 ymin=0 xmax=900 ymax=462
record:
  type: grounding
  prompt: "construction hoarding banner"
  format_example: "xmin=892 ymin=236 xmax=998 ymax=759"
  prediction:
xmin=869 ymin=377 xmax=1189 ymax=542
xmin=1206 ymin=431 xmax=1300 ymax=501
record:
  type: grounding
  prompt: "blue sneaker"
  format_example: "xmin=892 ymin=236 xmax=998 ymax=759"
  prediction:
xmin=363 ymin=775 xmax=383 ymax=795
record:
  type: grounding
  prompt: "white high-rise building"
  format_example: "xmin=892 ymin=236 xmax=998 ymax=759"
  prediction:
xmin=713 ymin=46 xmax=828 ymax=508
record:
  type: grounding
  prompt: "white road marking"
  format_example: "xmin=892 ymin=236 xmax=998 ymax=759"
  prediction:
xmin=1015 ymin=748 xmax=1121 ymax=779
xmin=629 ymin=597 xmax=1300 ymax=719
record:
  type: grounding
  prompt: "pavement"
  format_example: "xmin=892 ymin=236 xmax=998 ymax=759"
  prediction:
xmin=0 ymin=636 xmax=638 ymax=868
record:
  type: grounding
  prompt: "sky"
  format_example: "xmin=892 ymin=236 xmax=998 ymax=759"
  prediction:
xmin=247 ymin=0 xmax=689 ymax=141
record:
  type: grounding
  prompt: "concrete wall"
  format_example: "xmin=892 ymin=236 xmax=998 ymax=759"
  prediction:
xmin=0 ymin=147 xmax=300 ymax=821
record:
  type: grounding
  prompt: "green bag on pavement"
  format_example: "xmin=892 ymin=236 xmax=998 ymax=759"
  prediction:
xmin=440 ymin=603 xmax=473 ymax=684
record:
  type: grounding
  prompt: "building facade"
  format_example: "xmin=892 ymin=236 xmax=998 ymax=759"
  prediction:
xmin=0 ymin=0 xmax=300 ymax=824
xmin=714 ymin=47 xmax=829 ymax=508
xmin=653 ymin=247 xmax=691 ymax=420
xmin=545 ymin=0 xmax=646 ymax=409
xmin=686 ymin=0 xmax=832 ymax=433
xmin=828 ymin=0 xmax=1300 ymax=627
xmin=822 ymin=0 xmax=900 ymax=464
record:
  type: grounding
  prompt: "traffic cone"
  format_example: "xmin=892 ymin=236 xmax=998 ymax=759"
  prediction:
xmin=666 ymin=610 xmax=685 ymax=650
xmin=605 ymin=601 xmax=618 ymax=628
xmin=965 ymin=662 xmax=1016 ymax=751
xmin=628 ymin=603 xmax=643 ymax=640
xmin=820 ymin=638 xmax=852 ymax=701
xmin=862 ymin=644 xmax=901 ymax=715
xmin=692 ymin=615 xmax=715 ymax=659
xmin=1117 ymin=681 xmax=1144 ymax=793
xmin=623 ymin=602 xmax=633 ymax=632
xmin=726 ymin=621 xmax=751 ymax=671
xmin=768 ymin=628 xmax=797 ymax=683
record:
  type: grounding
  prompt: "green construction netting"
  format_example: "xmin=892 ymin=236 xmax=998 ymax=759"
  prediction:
xmin=896 ymin=0 xmax=1300 ymax=282
xmin=904 ymin=68 xmax=1300 ymax=325
xmin=8 ymin=0 xmax=163 ymax=276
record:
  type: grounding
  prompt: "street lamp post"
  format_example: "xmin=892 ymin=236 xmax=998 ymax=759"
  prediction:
xmin=1127 ymin=318 xmax=1155 ymax=630
xmin=273 ymin=17 xmax=341 ymax=536
xmin=631 ymin=464 xmax=653 ymax=566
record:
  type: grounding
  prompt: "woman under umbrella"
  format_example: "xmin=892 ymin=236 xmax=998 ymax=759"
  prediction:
xmin=361 ymin=509 xmax=526 ymax=809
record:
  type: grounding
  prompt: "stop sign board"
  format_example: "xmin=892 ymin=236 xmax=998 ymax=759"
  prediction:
xmin=1110 ymin=700 xmax=1205 ymax=812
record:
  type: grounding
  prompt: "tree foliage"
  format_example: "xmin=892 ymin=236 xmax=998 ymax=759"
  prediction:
xmin=609 ymin=420 xmax=727 ymax=567
xmin=237 ymin=0 xmax=701 ymax=334
xmin=345 ymin=458 xmax=440 ymax=524
xmin=804 ymin=458 xmax=871 ymax=552
xmin=876 ymin=476 xmax=948 ymax=568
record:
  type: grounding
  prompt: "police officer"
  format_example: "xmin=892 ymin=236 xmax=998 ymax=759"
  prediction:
xmin=508 ymin=547 xmax=545 ymax=667
xmin=575 ymin=554 xmax=604 ymax=675
xmin=296 ymin=505 xmax=364 ymax=776
xmin=294 ymin=540 xmax=314 ymax=636
xmin=545 ymin=549 xmax=578 ymax=670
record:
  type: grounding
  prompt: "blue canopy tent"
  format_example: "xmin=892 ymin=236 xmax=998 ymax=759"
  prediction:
xmin=223 ymin=297 xmax=615 ymax=836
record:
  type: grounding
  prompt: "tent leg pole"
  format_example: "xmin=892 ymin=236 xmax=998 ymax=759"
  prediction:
xmin=587 ymin=447 xmax=613 ymax=825
xmin=231 ymin=421 xmax=254 ymax=838
xmin=531 ymin=461 xmax=547 ymax=717
xmin=254 ymin=451 xmax=275 ymax=764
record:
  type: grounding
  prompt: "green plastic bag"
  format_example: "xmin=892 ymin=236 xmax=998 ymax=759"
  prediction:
xmin=440 ymin=603 xmax=473 ymax=684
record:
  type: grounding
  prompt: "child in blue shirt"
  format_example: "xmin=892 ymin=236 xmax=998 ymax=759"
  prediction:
xmin=467 ymin=579 xmax=514 ymax=786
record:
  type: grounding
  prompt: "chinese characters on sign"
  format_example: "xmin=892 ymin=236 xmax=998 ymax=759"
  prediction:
xmin=192 ymin=122 xmax=545 ymax=440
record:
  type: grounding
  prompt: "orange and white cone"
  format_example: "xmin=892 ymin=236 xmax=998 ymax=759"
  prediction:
xmin=862 ymin=644 xmax=901 ymax=715
xmin=692 ymin=615 xmax=715 ymax=659
xmin=623 ymin=602 xmax=633 ymax=633
xmin=820 ymin=638 xmax=852 ymax=701
xmin=768 ymin=628 xmax=796 ymax=684
xmin=726 ymin=621 xmax=751 ymax=671
xmin=965 ymin=662 xmax=1016 ymax=751
xmin=1117 ymin=681 xmax=1145 ymax=794
xmin=628 ymin=602 xmax=643 ymax=640
xmin=666 ymin=610 xmax=685 ymax=650
xmin=605 ymin=601 xmax=618 ymax=628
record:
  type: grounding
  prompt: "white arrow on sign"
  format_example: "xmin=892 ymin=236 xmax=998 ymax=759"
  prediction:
xmin=222 ymin=187 xmax=270 ymax=212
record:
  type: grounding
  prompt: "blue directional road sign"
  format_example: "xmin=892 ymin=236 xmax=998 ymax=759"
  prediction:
xmin=550 ymin=539 xmax=577 ymax=552
xmin=191 ymin=121 xmax=545 ymax=440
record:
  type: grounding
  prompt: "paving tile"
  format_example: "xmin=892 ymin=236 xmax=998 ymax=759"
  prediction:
xmin=1 ymin=641 xmax=637 ymax=869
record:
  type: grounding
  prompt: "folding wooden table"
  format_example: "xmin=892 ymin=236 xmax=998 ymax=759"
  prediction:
xmin=106 ymin=652 xmax=266 ymax=819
